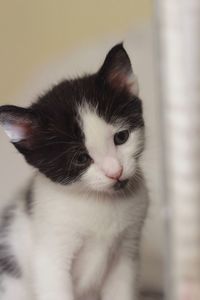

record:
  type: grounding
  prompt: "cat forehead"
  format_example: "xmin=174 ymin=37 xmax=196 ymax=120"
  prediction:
xmin=80 ymin=105 xmax=113 ymax=134
xmin=78 ymin=105 xmax=121 ymax=153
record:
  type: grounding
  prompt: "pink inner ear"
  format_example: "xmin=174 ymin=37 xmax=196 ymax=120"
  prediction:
xmin=108 ymin=69 xmax=139 ymax=95
xmin=108 ymin=69 xmax=133 ymax=91
xmin=3 ymin=120 xmax=32 ymax=142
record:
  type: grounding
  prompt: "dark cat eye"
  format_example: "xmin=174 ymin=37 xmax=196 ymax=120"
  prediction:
xmin=76 ymin=153 xmax=91 ymax=166
xmin=114 ymin=130 xmax=129 ymax=145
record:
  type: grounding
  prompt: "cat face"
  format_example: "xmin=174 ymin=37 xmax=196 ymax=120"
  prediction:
xmin=0 ymin=44 xmax=144 ymax=194
xmin=78 ymin=105 xmax=144 ymax=193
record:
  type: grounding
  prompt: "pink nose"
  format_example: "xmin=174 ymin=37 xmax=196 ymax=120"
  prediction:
xmin=106 ymin=168 xmax=123 ymax=180
xmin=102 ymin=157 xmax=123 ymax=180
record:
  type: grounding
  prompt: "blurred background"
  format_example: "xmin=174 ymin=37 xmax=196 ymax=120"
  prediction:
xmin=0 ymin=1 xmax=164 ymax=298
xmin=0 ymin=0 xmax=153 ymax=102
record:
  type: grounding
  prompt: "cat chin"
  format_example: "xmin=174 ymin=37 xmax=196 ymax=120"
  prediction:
xmin=72 ymin=180 xmax=130 ymax=196
xmin=76 ymin=184 xmax=115 ymax=195
xmin=73 ymin=168 xmax=141 ymax=196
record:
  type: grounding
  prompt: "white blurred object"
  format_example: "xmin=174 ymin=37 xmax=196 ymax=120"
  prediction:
xmin=0 ymin=24 xmax=164 ymax=292
xmin=157 ymin=0 xmax=200 ymax=299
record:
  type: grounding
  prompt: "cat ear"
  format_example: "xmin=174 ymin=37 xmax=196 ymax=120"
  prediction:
xmin=0 ymin=105 xmax=39 ymax=150
xmin=98 ymin=43 xmax=139 ymax=95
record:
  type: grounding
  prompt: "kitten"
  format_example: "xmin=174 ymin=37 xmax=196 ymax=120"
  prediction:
xmin=0 ymin=44 xmax=148 ymax=300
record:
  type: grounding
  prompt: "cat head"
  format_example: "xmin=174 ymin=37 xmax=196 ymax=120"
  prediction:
xmin=0 ymin=44 xmax=144 ymax=194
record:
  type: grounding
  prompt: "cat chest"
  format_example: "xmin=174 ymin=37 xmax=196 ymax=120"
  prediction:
xmin=72 ymin=234 xmax=120 ymax=296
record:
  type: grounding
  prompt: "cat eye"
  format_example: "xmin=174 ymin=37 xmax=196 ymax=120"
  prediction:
xmin=76 ymin=153 xmax=91 ymax=166
xmin=114 ymin=130 xmax=129 ymax=145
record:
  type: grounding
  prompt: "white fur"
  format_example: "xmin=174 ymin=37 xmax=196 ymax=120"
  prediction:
xmin=0 ymin=108 xmax=148 ymax=300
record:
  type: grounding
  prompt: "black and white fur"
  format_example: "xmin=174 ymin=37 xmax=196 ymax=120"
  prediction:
xmin=0 ymin=44 xmax=148 ymax=300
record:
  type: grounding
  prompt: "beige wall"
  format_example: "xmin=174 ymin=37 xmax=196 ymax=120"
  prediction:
xmin=0 ymin=0 xmax=152 ymax=102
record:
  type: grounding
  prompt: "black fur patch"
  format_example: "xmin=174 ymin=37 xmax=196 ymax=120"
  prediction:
xmin=0 ymin=245 xmax=21 ymax=277
xmin=0 ymin=44 xmax=144 ymax=185
xmin=24 ymin=177 xmax=36 ymax=214
xmin=0 ymin=206 xmax=21 ymax=278
xmin=0 ymin=205 xmax=15 ymax=232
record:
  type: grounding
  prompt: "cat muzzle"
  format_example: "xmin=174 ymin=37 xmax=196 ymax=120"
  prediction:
xmin=113 ymin=179 xmax=129 ymax=190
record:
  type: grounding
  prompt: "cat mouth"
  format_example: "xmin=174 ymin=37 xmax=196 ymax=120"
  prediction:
xmin=113 ymin=179 xmax=129 ymax=191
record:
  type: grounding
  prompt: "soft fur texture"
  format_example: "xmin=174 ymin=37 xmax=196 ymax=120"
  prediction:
xmin=0 ymin=44 xmax=148 ymax=300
